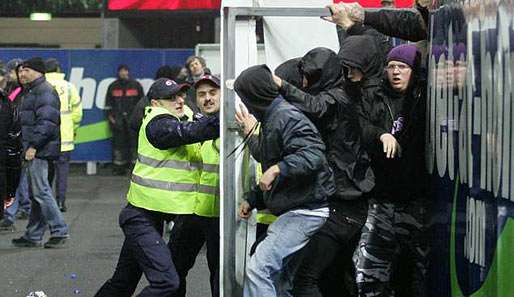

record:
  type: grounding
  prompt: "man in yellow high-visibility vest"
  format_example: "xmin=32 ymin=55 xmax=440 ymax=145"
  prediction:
xmin=168 ymin=74 xmax=221 ymax=297
xmin=94 ymin=78 xmax=219 ymax=297
xmin=45 ymin=58 xmax=82 ymax=212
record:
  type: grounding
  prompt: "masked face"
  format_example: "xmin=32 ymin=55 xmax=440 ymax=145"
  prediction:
xmin=386 ymin=61 xmax=412 ymax=93
xmin=346 ymin=67 xmax=364 ymax=82
xmin=196 ymin=82 xmax=220 ymax=115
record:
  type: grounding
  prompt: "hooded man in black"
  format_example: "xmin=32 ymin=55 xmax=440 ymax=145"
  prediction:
xmin=234 ymin=65 xmax=335 ymax=297
xmin=270 ymin=45 xmax=380 ymax=297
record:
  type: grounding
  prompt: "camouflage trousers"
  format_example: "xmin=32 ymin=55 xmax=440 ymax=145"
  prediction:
xmin=353 ymin=199 xmax=428 ymax=297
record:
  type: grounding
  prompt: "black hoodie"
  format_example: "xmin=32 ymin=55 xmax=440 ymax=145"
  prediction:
xmin=234 ymin=65 xmax=334 ymax=215
xmin=277 ymin=47 xmax=374 ymax=222
xmin=357 ymin=45 xmax=428 ymax=202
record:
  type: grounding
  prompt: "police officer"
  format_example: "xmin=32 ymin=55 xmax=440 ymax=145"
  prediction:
xmin=45 ymin=58 xmax=83 ymax=212
xmin=94 ymin=78 xmax=219 ymax=297
xmin=168 ymin=75 xmax=221 ymax=297
xmin=105 ymin=64 xmax=144 ymax=175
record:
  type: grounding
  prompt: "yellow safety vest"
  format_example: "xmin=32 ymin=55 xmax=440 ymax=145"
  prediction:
xmin=127 ymin=106 xmax=202 ymax=214
xmin=194 ymin=138 xmax=220 ymax=217
xmin=254 ymin=160 xmax=277 ymax=224
xmin=46 ymin=72 xmax=83 ymax=152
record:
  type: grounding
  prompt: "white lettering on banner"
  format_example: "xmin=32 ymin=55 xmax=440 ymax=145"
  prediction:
xmin=68 ymin=67 xmax=155 ymax=110
xmin=94 ymin=78 xmax=116 ymax=109
xmin=426 ymin=13 xmax=514 ymax=202
xmin=464 ymin=197 xmax=486 ymax=267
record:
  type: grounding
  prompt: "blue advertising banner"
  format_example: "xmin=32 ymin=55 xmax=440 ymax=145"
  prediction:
xmin=428 ymin=1 xmax=514 ymax=297
xmin=0 ymin=49 xmax=193 ymax=161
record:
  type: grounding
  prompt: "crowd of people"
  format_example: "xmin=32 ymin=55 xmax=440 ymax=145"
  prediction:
xmin=0 ymin=0 xmax=436 ymax=296
xmin=235 ymin=1 xmax=431 ymax=297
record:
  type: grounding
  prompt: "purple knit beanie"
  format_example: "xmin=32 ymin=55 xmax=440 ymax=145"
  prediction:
xmin=386 ymin=44 xmax=419 ymax=69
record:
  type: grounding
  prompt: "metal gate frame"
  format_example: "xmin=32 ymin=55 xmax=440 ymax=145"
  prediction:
xmin=220 ymin=6 xmax=332 ymax=297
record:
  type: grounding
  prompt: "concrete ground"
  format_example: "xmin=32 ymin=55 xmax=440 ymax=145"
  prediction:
xmin=0 ymin=165 xmax=211 ymax=297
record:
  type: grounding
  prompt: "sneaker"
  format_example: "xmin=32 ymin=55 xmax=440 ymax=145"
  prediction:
xmin=44 ymin=237 xmax=68 ymax=249
xmin=12 ymin=237 xmax=42 ymax=248
xmin=15 ymin=211 xmax=30 ymax=220
xmin=0 ymin=219 xmax=15 ymax=232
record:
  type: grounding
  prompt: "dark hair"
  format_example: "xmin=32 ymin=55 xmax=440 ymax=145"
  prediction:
xmin=45 ymin=58 xmax=61 ymax=73
xmin=117 ymin=64 xmax=129 ymax=72
xmin=155 ymin=65 xmax=185 ymax=82
xmin=185 ymin=56 xmax=206 ymax=69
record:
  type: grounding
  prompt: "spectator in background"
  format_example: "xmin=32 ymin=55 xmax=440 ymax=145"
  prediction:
xmin=1 ymin=59 xmax=31 ymax=229
xmin=105 ymin=64 xmax=144 ymax=176
xmin=12 ymin=57 xmax=69 ymax=248
xmin=0 ymin=66 xmax=22 ymax=227
xmin=45 ymin=58 xmax=83 ymax=212
xmin=184 ymin=56 xmax=207 ymax=114
xmin=5 ymin=58 xmax=24 ymax=107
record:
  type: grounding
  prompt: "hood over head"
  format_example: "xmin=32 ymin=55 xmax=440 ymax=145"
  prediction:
xmin=339 ymin=36 xmax=384 ymax=84
xmin=299 ymin=47 xmax=343 ymax=95
xmin=275 ymin=58 xmax=302 ymax=89
xmin=234 ymin=65 xmax=279 ymax=121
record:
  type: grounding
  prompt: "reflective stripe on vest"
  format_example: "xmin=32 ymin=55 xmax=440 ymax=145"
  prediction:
xmin=127 ymin=106 xmax=201 ymax=214
xmin=256 ymin=210 xmax=277 ymax=225
xmin=194 ymin=138 xmax=220 ymax=217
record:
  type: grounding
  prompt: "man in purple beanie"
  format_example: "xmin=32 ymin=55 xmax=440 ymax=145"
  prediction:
xmin=353 ymin=43 xmax=429 ymax=297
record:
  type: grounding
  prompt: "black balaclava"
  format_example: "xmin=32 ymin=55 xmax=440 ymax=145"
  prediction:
xmin=299 ymin=47 xmax=343 ymax=95
xmin=275 ymin=58 xmax=303 ymax=89
xmin=234 ymin=65 xmax=279 ymax=121
xmin=339 ymin=35 xmax=385 ymax=97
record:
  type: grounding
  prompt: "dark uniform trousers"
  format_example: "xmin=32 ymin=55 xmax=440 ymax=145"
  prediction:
xmin=168 ymin=214 xmax=219 ymax=297
xmin=94 ymin=204 xmax=179 ymax=297
xmin=353 ymin=199 xmax=428 ymax=297
xmin=293 ymin=205 xmax=365 ymax=297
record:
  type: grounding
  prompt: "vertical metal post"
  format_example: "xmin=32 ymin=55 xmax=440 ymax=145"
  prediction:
xmin=220 ymin=6 xmax=239 ymax=297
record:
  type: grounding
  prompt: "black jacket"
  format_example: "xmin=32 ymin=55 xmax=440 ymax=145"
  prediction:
xmin=130 ymin=96 xmax=150 ymax=133
xmin=359 ymin=59 xmax=428 ymax=201
xmin=19 ymin=76 xmax=61 ymax=160
xmin=278 ymin=48 xmax=374 ymax=204
xmin=105 ymin=78 xmax=144 ymax=121
xmin=145 ymin=110 xmax=219 ymax=150
xmin=0 ymin=91 xmax=22 ymax=206
xmin=363 ymin=5 xmax=429 ymax=42
xmin=246 ymin=98 xmax=335 ymax=216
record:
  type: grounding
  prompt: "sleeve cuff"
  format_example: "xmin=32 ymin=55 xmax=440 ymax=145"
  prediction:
xmin=278 ymin=162 xmax=289 ymax=178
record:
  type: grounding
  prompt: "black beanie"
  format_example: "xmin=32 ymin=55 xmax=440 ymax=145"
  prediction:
xmin=22 ymin=57 xmax=46 ymax=74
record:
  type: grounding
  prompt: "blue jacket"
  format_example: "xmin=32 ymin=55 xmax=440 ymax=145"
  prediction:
xmin=19 ymin=76 xmax=61 ymax=160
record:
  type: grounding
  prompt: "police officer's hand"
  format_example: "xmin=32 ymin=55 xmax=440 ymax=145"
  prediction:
xmin=239 ymin=201 xmax=252 ymax=219
xmin=235 ymin=103 xmax=258 ymax=136
xmin=260 ymin=165 xmax=280 ymax=192
xmin=4 ymin=196 xmax=15 ymax=210
xmin=25 ymin=147 xmax=36 ymax=161
xmin=380 ymin=133 xmax=402 ymax=159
